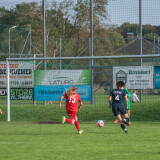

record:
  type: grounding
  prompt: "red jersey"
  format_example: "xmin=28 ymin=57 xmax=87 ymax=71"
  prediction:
xmin=63 ymin=92 xmax=82 ymax=113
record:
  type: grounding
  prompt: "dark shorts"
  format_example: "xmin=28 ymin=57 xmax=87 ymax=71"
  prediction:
xmin=112 ymin=102 xmax=127 ymax=116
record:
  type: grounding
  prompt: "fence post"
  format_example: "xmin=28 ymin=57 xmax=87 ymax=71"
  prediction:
xmin=42 ymin=0 xmax=46 ymax=105
xmin=90 ymin=0 xmax=93 ymax=104
xmin=139 ymin=0 xmax=143 ymax=103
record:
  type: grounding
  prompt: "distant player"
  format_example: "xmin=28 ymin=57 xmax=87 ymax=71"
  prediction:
xmin=114 ymin=87 xmax=132 ymax=125
xmin=132 ymin=90 xmax=139 ymax=103
xmin=47 ymin=101 xmax=52 ymax=105
xmin=109 ymin=81 xmax=130 ymax=134
xmin=0 ymin=109 xmax=2 ymax=115
xmin=58 ymin=86 xmax=83 ymax=134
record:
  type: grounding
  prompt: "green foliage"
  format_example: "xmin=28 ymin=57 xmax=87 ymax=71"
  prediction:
xmin=119 ymin=22 xmax=160 ymax=39
xmin=119 ymin=22 xmax=139 ymax=38
xmin=143 ymin=24 xmax=157 ymax=36
xmin=108 ymin=31 xmax=126 ymax=49
xmin=0 ymin=1 xmax=160 ymax=61
xmin=0 ymin=0 xmax=114 ymax=60
xmin=144 ymin=32 xmax=159 ymax=42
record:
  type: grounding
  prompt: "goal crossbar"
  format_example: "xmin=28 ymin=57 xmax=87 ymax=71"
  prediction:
xmin=6 ymin=54 xmax=160 ymax=61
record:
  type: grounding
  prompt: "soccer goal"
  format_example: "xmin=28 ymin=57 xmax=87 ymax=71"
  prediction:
xmin=6 ymin=55 xmax=160 ymax=122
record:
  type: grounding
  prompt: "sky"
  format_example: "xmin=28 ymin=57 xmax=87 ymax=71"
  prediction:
xmin=0 ymin=0 xmax=160 ymax=26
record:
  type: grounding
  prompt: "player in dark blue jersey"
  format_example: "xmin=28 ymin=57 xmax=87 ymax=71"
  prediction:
xmin=109 ymin=81 xmax=130 ymax=134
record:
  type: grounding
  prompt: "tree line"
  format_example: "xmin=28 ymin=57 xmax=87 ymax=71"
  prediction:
xmin=0 ymin=0 xmax=159 ymax=63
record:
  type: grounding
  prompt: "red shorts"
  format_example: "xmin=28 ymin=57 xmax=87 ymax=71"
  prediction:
xmin=67 ymin=112 xmax=77 ymax=120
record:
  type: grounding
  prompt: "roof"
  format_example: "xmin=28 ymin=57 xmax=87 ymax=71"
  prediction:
xmin=114 ymin=37 xmax=158 ymax=55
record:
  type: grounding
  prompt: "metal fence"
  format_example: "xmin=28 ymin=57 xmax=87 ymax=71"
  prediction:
xmin=0 ymin=0 xmax=160 ymax=59
xmin=0 ymin=0 xmax=160 ymax=122
xmin=4 ymin=55 xmax=160 ymax=122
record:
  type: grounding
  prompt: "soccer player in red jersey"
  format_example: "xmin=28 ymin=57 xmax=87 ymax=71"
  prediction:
xmin=58 ymin=86 xmax=83 ymax=134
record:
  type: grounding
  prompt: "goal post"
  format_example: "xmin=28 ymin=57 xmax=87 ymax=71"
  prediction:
xmin=6 ymin=54 xmax=160 ymax=122
xmin=6 ymin=60 xmax=10 ymax=121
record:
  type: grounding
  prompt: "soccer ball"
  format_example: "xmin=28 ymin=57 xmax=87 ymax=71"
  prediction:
xmin=0 ymin=109 xmax=2 ymax=115
xmin=97 ymin=120 xmax=104 ymax=127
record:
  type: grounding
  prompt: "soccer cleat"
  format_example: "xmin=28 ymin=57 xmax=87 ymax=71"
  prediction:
xmin=78 ymin=130 xmax=83 ymax=134
xmin=128 ymin=122 xmax=132 ymax=125
xmin=114 ymin=119 xmax=118 ymax=124
xmin=124 ymin=129 xmax=128 ymax=134
xmin=62 ymin=116 xmax=65 ymax=124
xmin=122 ymin=118 xmax=130 ymax=126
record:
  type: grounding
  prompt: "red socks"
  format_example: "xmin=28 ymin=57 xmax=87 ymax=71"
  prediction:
xmin=65 ymin=119 xmax=80 ymax=132
xmin=75 ymin=121 xmax=80 ymax=132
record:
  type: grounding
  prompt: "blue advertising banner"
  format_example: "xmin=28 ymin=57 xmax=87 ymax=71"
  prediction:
xmin=34 ymin=85 xmax=91 ymax=101
xmin=155 ymin=66 xmax=160 ymax=89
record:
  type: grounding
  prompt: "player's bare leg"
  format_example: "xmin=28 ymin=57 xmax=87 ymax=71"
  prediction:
xmin=127 ymin=110 xmax=132 ymax=124
xmin=114 ymin=119 xmax=118 ymax=124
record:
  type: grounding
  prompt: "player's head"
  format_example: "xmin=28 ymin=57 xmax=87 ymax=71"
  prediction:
xmin=116 ymin=81 xmax=125 ymax=89
xmin=66 ymin=86 xmax=77 ymax=96
xmin=133 ymin=90 xmax=137 ymax=93
xmin=72 ymin=86 xmax=77 ymax=91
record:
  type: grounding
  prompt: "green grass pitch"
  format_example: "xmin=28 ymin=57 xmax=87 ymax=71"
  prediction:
xmin=0 ymin=94 xmax=160 ymax=159
xmin=0 ymin=121 xmax=160 ymax=160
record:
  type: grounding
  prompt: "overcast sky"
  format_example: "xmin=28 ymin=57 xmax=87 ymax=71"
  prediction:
xmin=0 ymin=0 xmax=160 ymax=26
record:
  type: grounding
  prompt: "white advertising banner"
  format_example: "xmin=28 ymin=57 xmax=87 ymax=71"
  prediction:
xmin=34 ymin=70 xmax=90 ymax=85
xmin=113 ymin=66 xmax=153 ymax=89
xmin=0 ymin=61 xmax=34 ymax=88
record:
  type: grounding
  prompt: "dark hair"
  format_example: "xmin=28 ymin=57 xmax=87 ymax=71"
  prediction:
xmin=116 ymin=81 xmax=125 ymax=88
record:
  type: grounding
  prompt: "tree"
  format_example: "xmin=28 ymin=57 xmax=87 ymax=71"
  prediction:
xmin=144 ymin=33 xmax=159 ymax=42
xmin=143 ymin=24 xmax=156 ymax=36
xmin=119 ymin=22 xmax=139 ymax=38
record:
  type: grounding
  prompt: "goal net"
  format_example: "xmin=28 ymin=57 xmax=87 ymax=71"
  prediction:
xmin=5 ymin=56 xmax=160 ymax=122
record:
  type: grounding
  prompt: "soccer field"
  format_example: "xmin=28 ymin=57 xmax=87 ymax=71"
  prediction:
xmin=0 ymin=122 xmax=160 ymax=160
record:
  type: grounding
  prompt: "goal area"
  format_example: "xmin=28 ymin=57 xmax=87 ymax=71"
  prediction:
xmin=6 ymin=55 xmax=160 ymax=122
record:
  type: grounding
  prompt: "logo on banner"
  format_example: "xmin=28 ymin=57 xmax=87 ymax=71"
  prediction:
xmin=116 ymin=70 xmax=127 ymax=83
xmin=49 ymin=77 xmax=74 ymax=85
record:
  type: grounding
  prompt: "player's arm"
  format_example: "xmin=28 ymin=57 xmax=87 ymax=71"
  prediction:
xmin=78 ymin=101 xmax=83 ymax=110
xmin=78 ymin=96 xmax=83 ymax=110
xmin=109 ymin=96 xmax=112 ymax=108
xmin=58 ymin=95 xmax=65 ymax=108
xmin=136 ymin=95 xmax=140 ymax=102
xmin=124 ymin=95 xmax=128 ymax=109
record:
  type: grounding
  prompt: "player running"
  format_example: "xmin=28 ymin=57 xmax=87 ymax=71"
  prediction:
xmin=109 ymin=81 xmax=130 ymax=134
xmin=58 ymin=86 xmax=83 ymax=134
xmin=114 ymin=87 xmax=132 ymax=125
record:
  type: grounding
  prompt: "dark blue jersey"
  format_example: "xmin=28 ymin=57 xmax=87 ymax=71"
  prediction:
xmin=110 ymin=89 xmax=126 ymax=103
